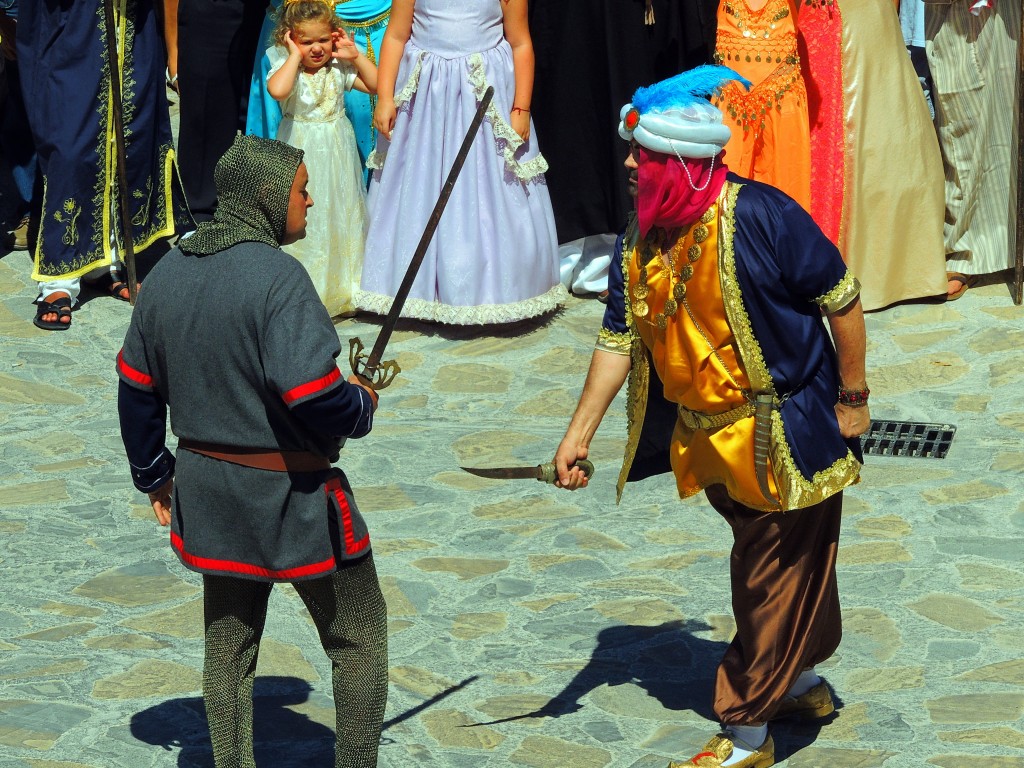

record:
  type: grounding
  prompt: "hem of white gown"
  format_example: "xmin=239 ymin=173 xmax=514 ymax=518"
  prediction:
xmin=354 ymin=284 xmax=566 ymax=325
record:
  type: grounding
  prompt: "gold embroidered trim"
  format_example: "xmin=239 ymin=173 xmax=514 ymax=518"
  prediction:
xmin=718 ymin=182 xmax=774 ymax=394
xmin=338 ymin=9 xmax=390 ymax=29
xmin=714 ymin=62 xmax=805 ymax=137
xmin=769 ymin=410 xmax=861 ymax=509
xmin=815 ymin=270 xmax=861 ymax=314
xmin=596 ymin=328 xmax=631 ymax=356
xmin=616 ymin=214 xmax=646 ymax=504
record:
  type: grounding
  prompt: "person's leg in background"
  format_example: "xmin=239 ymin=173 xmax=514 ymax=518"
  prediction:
xmin=176 ymin=0 xmax=265 ymax=222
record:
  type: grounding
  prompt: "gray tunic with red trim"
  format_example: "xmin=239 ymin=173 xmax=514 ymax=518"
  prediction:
xmin=117 ymin=242 xmax=375 ymax=582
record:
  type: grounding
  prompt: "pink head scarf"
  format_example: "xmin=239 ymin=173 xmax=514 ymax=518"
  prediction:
xmin=636 ymin=148 xmax=728 ymax=238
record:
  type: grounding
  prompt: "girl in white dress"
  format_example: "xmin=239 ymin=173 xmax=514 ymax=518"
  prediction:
xmin=267 ymin=0 xmax=378 ymax=317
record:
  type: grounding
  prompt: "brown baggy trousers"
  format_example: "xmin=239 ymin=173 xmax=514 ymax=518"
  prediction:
xmin=704 ymin=484 xmax=843 ymax=726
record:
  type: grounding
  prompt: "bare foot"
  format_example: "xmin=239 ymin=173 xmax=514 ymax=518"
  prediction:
xmin=946 ymin=273 xmax=969 ymax=300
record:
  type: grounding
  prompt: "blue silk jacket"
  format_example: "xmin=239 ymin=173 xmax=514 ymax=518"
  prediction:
xmin=598 ymin=176 xmax=863 ymax=511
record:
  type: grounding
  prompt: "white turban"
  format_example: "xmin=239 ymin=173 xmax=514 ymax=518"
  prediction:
xmin=616 ymin=65 xmax=750 ymax=159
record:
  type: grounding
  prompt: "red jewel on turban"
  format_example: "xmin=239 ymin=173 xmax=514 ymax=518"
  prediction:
xmin=624 ymin=107 xmax=640 ymax=132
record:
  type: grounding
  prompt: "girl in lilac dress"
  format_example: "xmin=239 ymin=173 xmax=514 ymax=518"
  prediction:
xmin=357 ymin=0 xmax=563 ymax=325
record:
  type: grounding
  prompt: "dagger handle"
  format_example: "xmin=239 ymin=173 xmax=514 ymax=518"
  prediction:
xmin=538 ymin=460 xmax=595 ymax=485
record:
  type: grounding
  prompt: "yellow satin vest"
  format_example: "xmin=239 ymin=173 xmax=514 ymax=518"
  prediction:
xmin=629 ymin=205 xmax=780 ymax=508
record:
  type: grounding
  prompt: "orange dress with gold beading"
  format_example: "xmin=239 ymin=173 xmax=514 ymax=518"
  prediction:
xmin=713 ymin=0 xmax=811 ymax=212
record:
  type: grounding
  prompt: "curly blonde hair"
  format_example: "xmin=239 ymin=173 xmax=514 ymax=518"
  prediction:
xmin=273 ymin=0 xmax=341 ymax=48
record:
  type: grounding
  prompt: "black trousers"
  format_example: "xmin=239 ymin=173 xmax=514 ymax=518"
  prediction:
xmin=177 ymin=0 xmax=266 ymax=221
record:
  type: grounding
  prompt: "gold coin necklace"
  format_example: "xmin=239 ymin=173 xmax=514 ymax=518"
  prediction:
xmin=632 ymin=204 xmax=717 ymax=329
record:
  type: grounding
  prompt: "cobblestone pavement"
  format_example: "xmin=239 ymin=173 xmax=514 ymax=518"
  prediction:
xmin=2 ymin=95 xmax=1023 ymax=768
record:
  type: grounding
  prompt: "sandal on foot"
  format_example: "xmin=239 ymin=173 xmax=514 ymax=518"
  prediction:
xmin=946 ymin=272 xmax=970 ymax=301
xmin=33 ymin=296 xmax=73 ymax=331
xmin=93 ymin=273 xmax=132 ymax=302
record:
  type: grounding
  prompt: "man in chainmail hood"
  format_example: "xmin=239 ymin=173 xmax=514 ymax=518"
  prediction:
xmin=117 ymin=134 xmax=388 ymax=767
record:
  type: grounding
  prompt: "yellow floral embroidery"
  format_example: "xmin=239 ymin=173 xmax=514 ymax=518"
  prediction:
xmin=53 ymin=199 xmax=82 ymax=247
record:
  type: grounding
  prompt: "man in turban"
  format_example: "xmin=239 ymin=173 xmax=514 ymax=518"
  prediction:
xmin=117 ymin=135 xmax=387 ymax=768
xmin=552 ymin=66 xmax=870 ymax=768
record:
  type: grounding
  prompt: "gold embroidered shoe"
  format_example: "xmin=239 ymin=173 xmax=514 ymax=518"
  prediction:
xmin=667 ymin=733 xmax=775 ymax=768
xmin=772 ymin=681 xmax=835 ymax=720
xmin=8 ymin=214 xmax=30 ymax=251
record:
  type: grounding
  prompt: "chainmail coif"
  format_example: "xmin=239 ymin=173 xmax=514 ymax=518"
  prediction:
xmin=181 ymin=134 xmax=304 ymax=256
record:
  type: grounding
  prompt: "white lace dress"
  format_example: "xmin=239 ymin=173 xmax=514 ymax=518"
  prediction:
xmin=357 ymin=0 xmax=563 ymax=325
xmin=268 ymin=46 xmax=367 ymax=317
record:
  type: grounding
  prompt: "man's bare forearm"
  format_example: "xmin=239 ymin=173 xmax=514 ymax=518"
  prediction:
xmin=564 ymin=349 xmax=631 ymax=449
xmin=827 ymin=297 xmax=867 ymax=390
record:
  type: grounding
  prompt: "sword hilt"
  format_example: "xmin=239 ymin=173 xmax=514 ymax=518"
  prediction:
xmin=539 ymin=459 xmax=595 ymax=485
xmin=349 ymin=337 xmax=402 ymax=391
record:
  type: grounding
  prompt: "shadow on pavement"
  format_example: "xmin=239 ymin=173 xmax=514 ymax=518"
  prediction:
xmin=472 ymin=620 xmax=730 ymax=725
xmin=131 ymin=673 xmax=482 ymax=764
xmin=130 ymin=676 xmax=335 ymax=768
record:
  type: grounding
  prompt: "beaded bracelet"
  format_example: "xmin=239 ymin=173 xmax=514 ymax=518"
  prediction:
xmin=838 ymin=387 xmax=870 ymax=407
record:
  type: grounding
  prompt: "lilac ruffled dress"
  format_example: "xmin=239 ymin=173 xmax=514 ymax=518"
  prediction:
xmin=357 ymin=0 xmax=563 ymax=324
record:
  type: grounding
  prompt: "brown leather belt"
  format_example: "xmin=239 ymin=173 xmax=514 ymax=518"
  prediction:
xmin=178 ymin=439 xmax=331 ymax=473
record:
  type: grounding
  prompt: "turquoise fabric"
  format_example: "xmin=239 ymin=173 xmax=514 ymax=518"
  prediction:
xmin=245 ymin=0 xmax=391 ymax=187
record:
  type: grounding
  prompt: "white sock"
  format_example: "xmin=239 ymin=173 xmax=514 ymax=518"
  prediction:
xmin=787 ymin=668 xmax=822 ymax=698
xmin=722 ymin=724 xmax=768 ymax=766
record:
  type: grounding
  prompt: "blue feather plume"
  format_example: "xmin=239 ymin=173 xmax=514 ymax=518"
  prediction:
xmin=632 ymin=65 xmax=752 ymax=113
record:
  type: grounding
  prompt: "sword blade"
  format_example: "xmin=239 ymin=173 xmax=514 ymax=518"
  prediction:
xmin=362 ymin=86 xmax=495 ymax=376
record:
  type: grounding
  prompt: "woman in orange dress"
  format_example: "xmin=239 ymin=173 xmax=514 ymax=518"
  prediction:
xmin=713 ymin=0 xmax=811 ymax=212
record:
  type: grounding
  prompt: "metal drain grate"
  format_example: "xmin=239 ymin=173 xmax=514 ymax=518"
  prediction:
xmin=860 ymin=420 xmax=956 ymax=459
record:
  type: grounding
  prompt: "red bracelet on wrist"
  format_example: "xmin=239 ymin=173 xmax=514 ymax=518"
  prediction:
xmin=511 ymin=106 xmax=530 ymax=114
xmin=837 ymin=386 xmax=870 ymax=407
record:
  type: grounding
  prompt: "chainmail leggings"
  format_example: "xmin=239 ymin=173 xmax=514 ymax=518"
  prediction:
xmin=202 ymin=554 xmax=388 ymax=768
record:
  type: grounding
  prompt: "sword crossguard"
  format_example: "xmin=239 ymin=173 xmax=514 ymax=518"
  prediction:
xmin=349 ymin=337 xmax=402 ymax=391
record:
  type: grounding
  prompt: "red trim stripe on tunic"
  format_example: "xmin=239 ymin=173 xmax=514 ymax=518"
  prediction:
xmin=281 ymin=366 xmax=342 ymax=405
xmin=117 ymin=349 xmax=154 ymax=387
xmin=327 ymin=476 xmax=370 ymax=556
xmin=171 ymin=531 xmax=336 ymax=580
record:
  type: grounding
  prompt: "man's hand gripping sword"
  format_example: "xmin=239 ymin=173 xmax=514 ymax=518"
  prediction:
xmin=349 ymin=87 xmax=496 ymax=390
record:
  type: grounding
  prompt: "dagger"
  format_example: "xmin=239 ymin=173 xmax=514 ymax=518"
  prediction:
xmin=460 ymin=460 xmax=595 ymax=485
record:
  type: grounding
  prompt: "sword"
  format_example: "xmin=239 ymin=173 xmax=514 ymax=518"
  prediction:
xmin=349 ymin=86 xmax=495 ymax=389
xmin=1014 ymin=5 xmax=1023 ymax=306
xmin=461 ymin=460 xmax=595 ymax=486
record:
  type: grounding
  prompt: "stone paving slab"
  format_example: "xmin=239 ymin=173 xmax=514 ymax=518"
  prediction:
xmin=0 ymin=246 xmax=1022 ymax=768
xmin=2 ymin=91 xmax=1023 ymax=766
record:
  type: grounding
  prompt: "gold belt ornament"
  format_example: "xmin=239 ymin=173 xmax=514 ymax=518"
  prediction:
xmin=677 ymin=401 xmax=756 ymax=431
